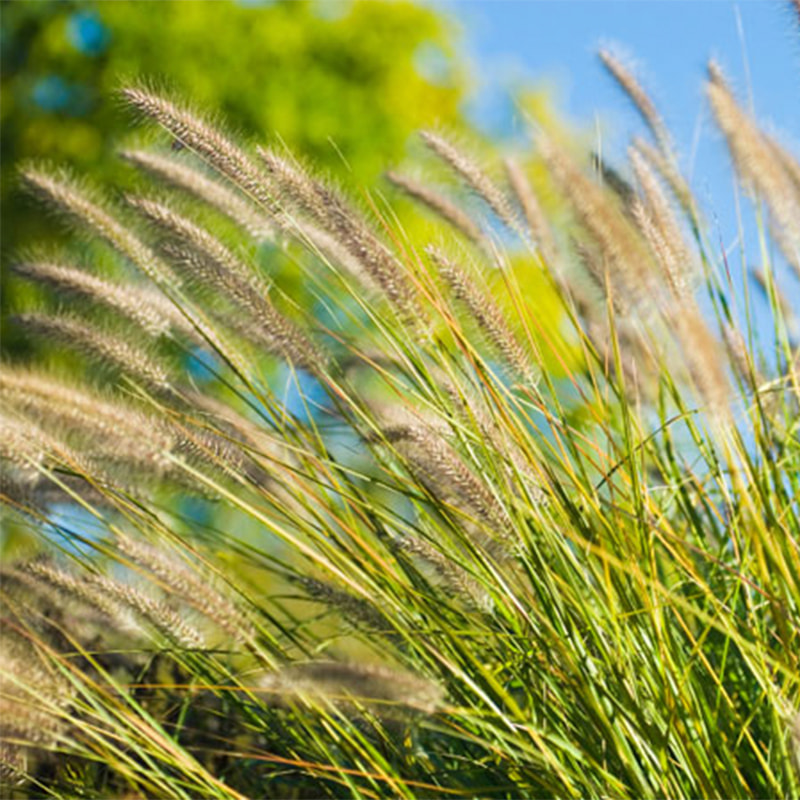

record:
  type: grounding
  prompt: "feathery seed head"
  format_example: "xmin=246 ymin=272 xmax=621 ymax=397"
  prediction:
xmin=669 ymin=305 xmax=731 ymax=417
xmin=0 ymin=741 xmax=27 ymax=787
xmin=0 ymin=416 xmax=49 ymax=471
xmin=631 ymin=137 xmax=695 ymax=216
xmin=15 ymin=312 xmax=172 ymax=391
xmin=19 ymin=559 xmax=203 ymax=647
xmin=18 ymin=166 xmax=170 ymax=286
xmin=420 ymin=130 xmax=522 ymax=235
xmin=120 ymin=86 xmax=277 ymax=212
xmin=629 ymin=147 xmax=698 ymax=299
xmin=722 ymin=324 xmax=764 ymax=389
xmin=120 ymin=148 xmax=274 ymax=239
xmin=89 ymin=573 xmax=205 ymax=648
xmin=377 ymin=410 xmax=512 ymax=551
xmin=293 ymin=576 xmax=384 ymax=630
xmin=124 ymin=193 xmax=263 ymax=291
xmin=503 ymin=157 xmax=558 ymax=264
xmin=260 ymin=661 xmax=444 ymax=716
xmin=116 ymin=534 xmax=253 ymax=642
xmin=598 ymin=47 xmax=670 ymax=150
xmin=427 ymin=245 xmax=539 ymax=385
xmin=12 ymin=257 xmax=185 ymax=337
xmin=0 ymin=367 xmax=175 ymax=472
xmin=258 ymin=147 xmax=422 ymax=321
xmin=537 ymin=131 xmax=657 ymax=306
xmin=22 ymin=560 xmax=142 ymax=637
xmin=707 ymin=61 xmax=800 ymax=279
xmin=124 ymin=195 xmax=323 ymax=372
xmin=766 ymin=134 xmax=800 ymax=201
xmin=385 ymin=170 xmax=486 ymax=248
xmin=256 ymin=147 xmax=329 ymax=223
xmin=390 ymin=530 xmax=491 ymax=610
xmin=0 ymin=413 xmax=115 ymax=506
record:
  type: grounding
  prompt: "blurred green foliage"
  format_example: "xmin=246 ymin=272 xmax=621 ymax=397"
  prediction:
xmin=1 ymin=0 xmax=467 ymax=354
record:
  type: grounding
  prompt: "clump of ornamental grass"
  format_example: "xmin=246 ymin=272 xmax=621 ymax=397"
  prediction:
xmin=1 ymin=38 xmax=800 ymax=800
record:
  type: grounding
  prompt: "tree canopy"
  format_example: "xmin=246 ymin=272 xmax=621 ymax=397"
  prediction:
xmin=1 ymin=0 xmax=467 ymax=353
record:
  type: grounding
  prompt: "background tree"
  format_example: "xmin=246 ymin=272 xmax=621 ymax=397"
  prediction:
xmin=1 ymin=0 xmax=467 ymax=355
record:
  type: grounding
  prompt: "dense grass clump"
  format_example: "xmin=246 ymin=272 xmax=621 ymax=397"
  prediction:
xmin=1 ymin=48 xmax=799 ymax=799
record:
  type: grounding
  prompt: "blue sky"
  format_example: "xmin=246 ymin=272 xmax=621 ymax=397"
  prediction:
xmin=443 ymin=1 xmax=797 ymax=143
xmin=433 ymin=0 xmax=799 ymax=345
